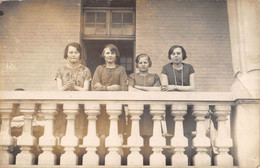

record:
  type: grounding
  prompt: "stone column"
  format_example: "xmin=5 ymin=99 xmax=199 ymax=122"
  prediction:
xmin=171 ymin=104 xmax=188 ymax=166
xmin=214 ymin=105 xmax=233 ymax=166
xmin=227 ymin=0 xmax=260 ymax=98
xmin=38 ymin=103 xmax=57 ymax=165
xmin=149 ymin=104 xmax=166 ymax=166
xmin=0 ymin=102 xmax=14 ymax=165
xmin=227 ymin=1 xmax=260 ymax=167
xmin=192 ymin=105 xmax=211 ymax=166
xmin=82 ymin=103 xmax=100 ymax=166
xmin=233 ymin=100 xmax=260 ymax=167
xmin=127 ymin=104 xmax=143 ymax=166
xmin=60 ymin=103 xmax=78 ymax=165
xmin=105 ymin=104 xmax=122 ymax=166
xmin=16 ymin=103 xmax=35 ymax=165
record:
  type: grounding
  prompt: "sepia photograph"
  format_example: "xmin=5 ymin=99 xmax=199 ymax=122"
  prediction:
xmin=0 ymin=0 xmax=259 ymax=167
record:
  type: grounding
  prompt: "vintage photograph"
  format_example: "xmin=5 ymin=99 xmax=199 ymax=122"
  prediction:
xmin=0 ymin=0 xmax=259 ymax=167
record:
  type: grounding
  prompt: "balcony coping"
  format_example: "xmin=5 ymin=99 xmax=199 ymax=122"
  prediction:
xmin=0 ymin=91 xmax=236 ymax=104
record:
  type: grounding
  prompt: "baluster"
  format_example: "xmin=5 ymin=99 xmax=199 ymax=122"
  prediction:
xmin=82 ymin=103 xmax=100 ymax=166
xmin=214 ymin=105 xmax=233 ymax=166
xmin=171 ymin=104 xmax=188 ymax=166
xmin=38 ymin=103 xmax=57 ymax=165
xmin=127 ymin=104 xmax=143 ymax=166
xmin=105 ymin=104 xmax=122 ymax=166
xmin=192 ymin=105 xmax=211 ymax=166
xmin=60 ymin=103 xmax=78 ymax=165
xmin=16 ymin=103 xmax=35 ymax=165
xmin=0 ymin=102 xmax=14 ymax=165
xmin=149 ymin=104 xmax=166 ymax=166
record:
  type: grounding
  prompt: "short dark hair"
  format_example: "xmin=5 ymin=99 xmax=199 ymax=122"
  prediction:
xmin=101 ymin=44 xmax=120 ymax=58
xmin=64 ymin=42 xmax=82 ymax=59
xmin=168 ymin=45 xmax=187 ymax=60
xmin=135 ymin=54 xmax=152 ymax=68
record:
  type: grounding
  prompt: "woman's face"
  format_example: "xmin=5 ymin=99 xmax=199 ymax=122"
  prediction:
xmin=170 ymin=47 xmax=183 ymax=64
xmin=137 ymin=56 xmax=150 ymax=73
xmin=67 ymin=46 xmax=80 ymax=63
xmin=103 ymin=48 xmax=116 ymax=64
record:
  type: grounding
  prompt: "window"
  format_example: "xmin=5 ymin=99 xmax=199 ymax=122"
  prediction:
xmin=84 ymin=11 xmax=107 ymax=35
xmin=83 ymin=9 xmax=135 ymax=39
xmin=82 ymin=0 xmax=135 ymax=75
xmin=111 ymin=11 xmax=134 ymax=35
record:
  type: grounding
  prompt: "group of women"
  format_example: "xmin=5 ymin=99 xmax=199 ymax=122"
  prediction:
xmin=55 ymin=42 xmax=195 ymax=92
xmin=55 ymin=42 xmax=196 ymax=163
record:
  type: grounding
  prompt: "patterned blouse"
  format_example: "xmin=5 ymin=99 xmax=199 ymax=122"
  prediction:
xmin=55 ymin=64 xmax=92 ymax=91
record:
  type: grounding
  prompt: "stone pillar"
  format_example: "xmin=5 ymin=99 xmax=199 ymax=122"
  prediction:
xmin=105 ymin=104 xmax=122 ymax=166
xmin=192 ymin=105 xmax=211 ymax=166
xmin=16 ymin=103 xmax=35 ymax=165
xmin=227 ymin=0 xmax=260 ymax=98
xmin=149 ymin=104 xmax=166 ymax=166
xmin=38 ymin=103 xmax=57 ymax=165
xmin=171 ymin=104 xmax=188 ymax=166
xmin=0 ymin=102 xmax=14 ymax=165
xmin=214 ymin=105 xmax=233 ymax=166
xmin=60 ymin=103 xmax=78 ymax=165
xmin=82 ymin=103 xmax=100 ymax=166
xmin=127 ymin=104 xmax=143 ymax=166
xmin=227 ymin=1 xmax=260 ymax=167
xmin=233 ymin=100 xmax=260 ymax=168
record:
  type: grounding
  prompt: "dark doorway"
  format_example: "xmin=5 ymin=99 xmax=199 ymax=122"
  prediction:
xmin=83 ymin=40 xmax=134 ymax=76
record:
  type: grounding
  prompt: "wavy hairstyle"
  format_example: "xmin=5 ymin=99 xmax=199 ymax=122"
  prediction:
xmin=168 ymin=45 xmax=187 ymax=60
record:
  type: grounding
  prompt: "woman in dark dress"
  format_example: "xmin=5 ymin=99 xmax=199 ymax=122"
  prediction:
xmin=128 ymin=54 xmax=161 ymax=91
xmin=92 ymin=44 xmax=128 ymax=164
xmin=161 ymin=45 xmax=195 ymax=91
xmin=128 ymin=54 xmax=161 ymax=164
xmin=92 ymin=44 xmax=128 ymax=91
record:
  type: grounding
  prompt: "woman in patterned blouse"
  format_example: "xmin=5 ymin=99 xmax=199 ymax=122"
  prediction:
xmin=55 ymin=42 xmax=91 ymax=91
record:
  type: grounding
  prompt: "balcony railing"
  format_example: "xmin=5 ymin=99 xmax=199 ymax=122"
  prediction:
xmin=0 ymin=91 xmax=235 ymax=167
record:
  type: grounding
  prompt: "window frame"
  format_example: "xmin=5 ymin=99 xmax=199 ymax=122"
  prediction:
xmin=82 ymin=7 xmax=135 ymax=40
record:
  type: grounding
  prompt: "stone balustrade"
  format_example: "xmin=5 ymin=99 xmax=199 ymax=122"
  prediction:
xmin=0 ymin=91 xmax=235 ymax=166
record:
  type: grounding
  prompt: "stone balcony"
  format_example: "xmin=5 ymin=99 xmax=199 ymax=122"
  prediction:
xmin=0 ymin=91 xmax=239 ymax=167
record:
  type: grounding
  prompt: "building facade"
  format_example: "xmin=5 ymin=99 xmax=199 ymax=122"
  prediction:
xmin=0 ymin=0 xmax=259 ymax=167
xmin=0 ymin=0 xmax=236 ymax=92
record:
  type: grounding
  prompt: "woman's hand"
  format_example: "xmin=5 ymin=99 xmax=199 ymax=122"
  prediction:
xmin=57 ymin=78 xmax=76 ymax=91
xmin=134 ymin=85 xmax=146 ymax=91
xmin=161 ymin=85 xmax=180 ymax=91
xmin=161 ymin=85 xmax=168 ymax=91
xmin=175 ymin=85 xmax=182 ymax=91
xmin=64 ymin=80 xmax=76 ymax=90
xmin=106 ymin=85 xmax=121 ymax=91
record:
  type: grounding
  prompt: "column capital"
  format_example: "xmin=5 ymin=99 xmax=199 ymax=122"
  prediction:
xmin=0 ymin=102 xmax=13 ymax=113
xmin=128 ymin=104 xmax=143 ymax=116
xmin=41 ymin=103 xmax=57 ymax=116
xmin=214 ymin=105 xmax=231 ymax=121
xmin=0 ymin=102 xmax=13 ymax=118
xmin=171 ymin=104 xmax=187 ymax=120
xmin=150 ymin=104 xmax=165 ymax=116
xmin=192 ymin=105 xmax=209 ymax=120
xmin=84 ymin=103 xmax=100 ymax=116
xmin=19 ymin=103 xmax=35 ymax=114
xmin=63 ymin=103 xmax=78 ymax=110
xmin=106 ymin=104 xmax=122 ymax=116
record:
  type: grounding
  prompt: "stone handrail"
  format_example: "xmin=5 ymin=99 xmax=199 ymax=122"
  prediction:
xmin=0 ymin=91 xmax=234 ymax=166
